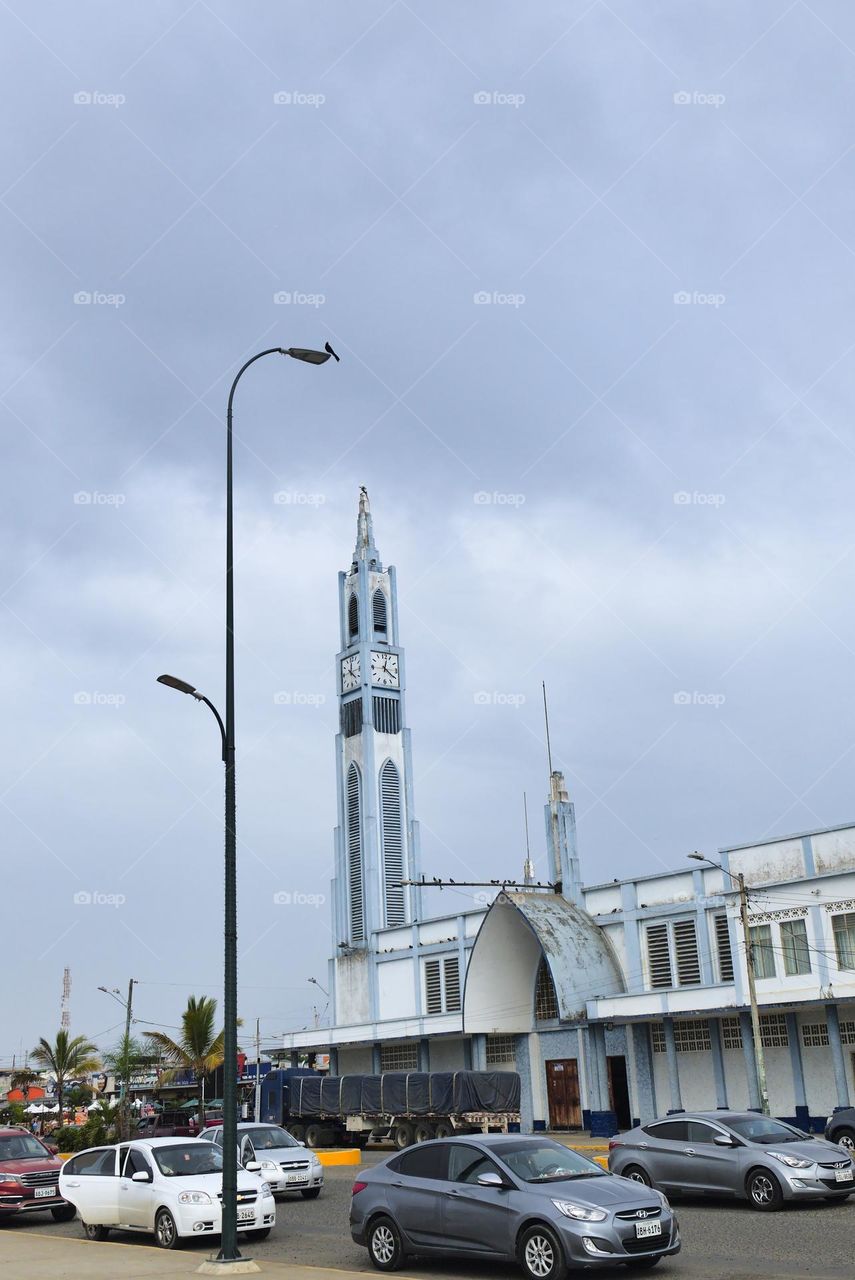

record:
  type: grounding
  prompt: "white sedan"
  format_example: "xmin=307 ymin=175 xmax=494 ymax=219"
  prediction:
xmin=202 ymin=1122 xmax=324 ymax=1197
xmin=58 ymin=1137 xmax=275 ymax=1249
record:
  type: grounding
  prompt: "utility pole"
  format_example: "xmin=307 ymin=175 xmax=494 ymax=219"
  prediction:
xmin=254 ymin=1018 xmax=261 ymax=1123
xmin=737 ymin=871 xmax=769 ymax=1115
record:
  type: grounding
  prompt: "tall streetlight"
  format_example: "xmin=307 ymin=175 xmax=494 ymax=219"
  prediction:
xmin=688 ymin=853 xmax=769 ymax=1114
xmin=157 ymin=342 xmax=338 ymax=1266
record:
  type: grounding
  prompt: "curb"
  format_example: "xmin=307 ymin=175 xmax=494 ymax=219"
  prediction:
xmin=315 ymin=1148 xmax=361 ymax=1166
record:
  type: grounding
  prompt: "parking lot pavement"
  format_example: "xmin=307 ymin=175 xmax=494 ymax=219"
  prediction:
xmin=3 ymin=1157 xmax=853 ymax=1279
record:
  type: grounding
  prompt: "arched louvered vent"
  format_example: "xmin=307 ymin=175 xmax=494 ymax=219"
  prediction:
xmin=372 ymin=589 xmax=387 ymax=635
xmin=346 ymin=764 xmax=364 ymax=943
xmin=348 ymin=593 xmax=359 ymax=640
xmin=534 ymin=955 xmax=558 ymax=1020
xmin=379 ymin=759 xmax=405 ymax=927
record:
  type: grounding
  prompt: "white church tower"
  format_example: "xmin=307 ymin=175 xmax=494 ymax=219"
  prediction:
xmin=330 ymin=490 xmax=423 ymax=1023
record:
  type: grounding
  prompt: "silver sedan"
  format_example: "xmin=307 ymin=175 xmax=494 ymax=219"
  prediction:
xmin=609 ymin=1111 xmax=855 ymax=1210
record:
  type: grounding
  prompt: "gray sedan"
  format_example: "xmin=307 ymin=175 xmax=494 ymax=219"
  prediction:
xmin=350 ymin=1134 xmax=680 ymax=1277
xmin=609 ymin=1111 xmax=855 ymax=1210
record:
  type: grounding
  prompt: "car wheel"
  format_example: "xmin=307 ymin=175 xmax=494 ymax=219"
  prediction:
xmin=622 ymin=1164 xmax=653 ymax=1187
xmin=246 ymin=1228 xmax=270 ymax=1241
xmin=835 ymin=1127 xmax=855 ymax=1153
xmin=368 ymin=1215 xmax=405 ymax=1271
xmin=82 ymin=1222 xmax=110 ymax=1241
xmin=392 ymin=1122 xmax=414 ymax=1150
xmin=747 ymin=1168 xmax=783 ymax=1211
xmin=51 ymin=1204 xmax=76 ymax=1222
xmin=300 ymin=1187 xmax=321 ymax=1199
xmin=154 ymin=1208 xmax=181 ymax=1249
xmin=518 ymin=1224 xmax=564 ymax=1280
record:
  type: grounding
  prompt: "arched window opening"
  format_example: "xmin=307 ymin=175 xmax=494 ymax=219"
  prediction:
xmin=372 ymin=589 xmax=388 ymax=635
xmin=379 ymin=759 xmax=405 ymax=927
xmin=534 ymin=956 xmax=558 ymax=1020
xmin=348 ymin=594 xmax=359 ymax=640
xmin=346 ymin=764 xmax=364 ymax=943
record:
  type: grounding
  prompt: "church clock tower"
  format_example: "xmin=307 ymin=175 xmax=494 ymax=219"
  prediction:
xmin=331 ymin=491 xmax=422 ymax=1018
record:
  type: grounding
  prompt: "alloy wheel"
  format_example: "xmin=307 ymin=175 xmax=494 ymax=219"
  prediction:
xmin=372 ymin=1224 xmax=395 ymax=1265
xmin=751 ymin=1174 xmax=774 ymax=1205
xmin=156 ymin=1211 xmax=176 ymax=1247
xmin=524 ymin=1233 xmax=555 ymax=1278
xmin=839 ymin=1133 xmax=854 ymax=1152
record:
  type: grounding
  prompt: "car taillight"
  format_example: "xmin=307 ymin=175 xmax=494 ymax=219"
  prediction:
xmin=352 ymin=1180 xmax=368 ymax=1195
xmin=608 ymin=1139 xmax=622 ymax=1150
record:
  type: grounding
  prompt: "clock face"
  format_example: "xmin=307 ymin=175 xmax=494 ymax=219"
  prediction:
xmin=371 ymin=650 xmax=399 ymax=688
xmin=341 ymin=654 xmax=361 ymax=692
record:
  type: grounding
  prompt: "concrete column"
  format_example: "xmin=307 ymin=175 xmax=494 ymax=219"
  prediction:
xmin=418 ymin=1038 xmax=429 ymax=1072
xmin=663 ymin=1017 xmax=683 ymax=1112
xmin=708 ymin=1020 xmax=728 ymax=1108
xmin=328 ymin=1047 xmax=339 ymax=1076
xmin=289 ymin=1051 xmax=299 ymax=1069
xmin=739 ymin=1012 xmax=761 ymax=1110
xmin=826 ymin=1005 xmax=852 ymax=1110
xmin=588 ymin=1025 xmax=618 ymax=1136
xmin=463 ymin=1037 xmax=473 ymax=1070
xmin=630 ymin=1023 xmax=657 ymax=1123
xmin=371 ymin=1042 xmax=381 ymax=1074
xmin=785 ymin=1012 xmax=808 ymax=1129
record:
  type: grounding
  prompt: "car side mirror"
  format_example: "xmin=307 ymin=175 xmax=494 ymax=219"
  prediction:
xmin=131 ymin=1170 xmax=152 ymax=1183
xmin=713 ymin=1134 xmax=735 ymax=1147
xmin=298 ymin=1141 xmax=306 ymax=1148
xmin=245 ymin=1161 xmax=261 ymax=1172
xmin=476 ymin=1171 xmax=506 ymax=1188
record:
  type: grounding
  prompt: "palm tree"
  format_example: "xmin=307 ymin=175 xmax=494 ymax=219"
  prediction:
xmin=30 ymin=1032 xmax=100 ymax=1126
xmin=10 ymin=1068 xmax=40 ymax=1104
xmin=143 ymin=996 xmax=232 ymax=1132
xmin=103 ymin=1033 xmax=154 ymax=1139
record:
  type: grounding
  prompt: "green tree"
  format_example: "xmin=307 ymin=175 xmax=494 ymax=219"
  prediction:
xmin=143 ymin=996 xmax=232 ymax=1132
xmin=103 ymin=1033 xmax=154 ymax=1139
xmin=30 ymin=1031 xmax=100 ymax=1126
xmin=10 ymin=1069 xmax=40 ymax=1104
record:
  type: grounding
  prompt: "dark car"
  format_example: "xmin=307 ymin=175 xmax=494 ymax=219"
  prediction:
xmin=0 ymin=1127 xmax=75 ymax=1222
xmin=825 ymin=1109 xmax=855 ymax=1154
xmin=134 ymin=1111 xmax=195 ymax=1138
xmin=351 ymin=1134 xmax=680 ymax=1277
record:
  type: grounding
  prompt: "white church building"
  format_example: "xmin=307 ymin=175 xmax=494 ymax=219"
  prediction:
xmin=281 ymin=493 xmax=855 ymax=1135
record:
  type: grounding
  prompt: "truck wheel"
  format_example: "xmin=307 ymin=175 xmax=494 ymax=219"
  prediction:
xmin=413 ymin=1123 xmax=434 ymax=1144
xmin=304 ymin=1124 xmax=324 ymax=1148
xmin=288 ymin=1124 xmax=306 ymax=1143
xmin=393 ymin=1122 xmax=414 ymax=1150
xmin=433 ymin=1122 xmax=452 ymax=1139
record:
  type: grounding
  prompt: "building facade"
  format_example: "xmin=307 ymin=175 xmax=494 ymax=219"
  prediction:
xmin=281 ymin=495 xmax=855 ymax=1134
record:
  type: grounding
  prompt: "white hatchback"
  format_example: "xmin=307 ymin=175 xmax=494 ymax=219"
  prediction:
xmin=58 ymin=1137 xmax=276 ymax=1249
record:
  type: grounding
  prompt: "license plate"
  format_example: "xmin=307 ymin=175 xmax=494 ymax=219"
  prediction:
xmin=237 ymin=1208 xmax=255 ymax=1222
xmin=835 ymin=1169 xmax=853 ymax=1183
xmin=34 ymin=1186 xmax=57 ymax=1199
xmin=635 ymin=1221 xmax=662 ymax=1239
xmin=285 ymin=1173 xmax=308 ymax=1184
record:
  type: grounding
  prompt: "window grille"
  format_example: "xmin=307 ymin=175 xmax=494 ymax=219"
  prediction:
xmin=423 ymin=955 xmax=461 ymax=1014
xmin=380 ymin=760 xmax=405 ymax=927
xmin=832 ymin=912 xmax=855 ymax=970
xmin=780 ymin=919 xmax=811 ymax=976
xmin=650 ymin=1023 xmax=666 ymax=1053
xmin=380 ymin=1043 xmax=418 ymax=1071
xmin=841 ymin=1021 xmax=855 ymax=1045
xmin=760 ymin=1013 xmax=788 ymax=1048
xmin=372 ymin=696 xmax=401 ymax=734
xmin=802 ymin=1022 xmax=829 ymax=1048
xmin=721 ymin=1017 xmax=742 ymax=1050
xmin=714 ymin=914 xmax=734 ymax=982
xmin=486 ymin=1035 xmax=516 ymax=1065
xmin=372 ymin=589 xmax=387 ymax=634
xmin=348 ymin=593 xmax=359 ymax=639
xmin=346 ymin=764 xmax=364 ymax=943
xmin=424 ymin=959 xmax=442 ymax=1013
xmin=673 ymin=1019 xmax=711 ymax=1052
xmin=341 ymin=698 xmax=362 ymax=738
xmin=444 ymin=957 xmax=461 ymax=1011
xmin=749 ymin=924 xmax=776 ymax=979
xmin=673 ymin=919 xmax=701 ymax=986
xmin=534 ymin=957 xmax=559 ymax=1019
xmin=646 ymin=924 xmax=673 ymax=988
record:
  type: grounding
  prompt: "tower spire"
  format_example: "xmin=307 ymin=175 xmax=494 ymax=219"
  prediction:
xmin=353 ymin=486 xmax=381 ymax=569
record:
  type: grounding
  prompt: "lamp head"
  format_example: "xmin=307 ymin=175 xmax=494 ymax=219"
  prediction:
xmin=281 ymin=344 xmax=339 ymax=365
xmin=157 ymin=674 xmax=199 ymax=698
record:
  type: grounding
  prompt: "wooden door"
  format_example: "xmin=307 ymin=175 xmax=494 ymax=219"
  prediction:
xmin=545 ymin=1058 xmax=581 ymax=1129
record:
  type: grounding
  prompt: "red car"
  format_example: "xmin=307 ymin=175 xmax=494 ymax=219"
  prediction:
xmin=0 ymin=1128 xmax=75 ymax=1222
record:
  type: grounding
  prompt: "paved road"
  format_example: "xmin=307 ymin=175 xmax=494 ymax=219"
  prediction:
xmin=4 ymin=1155 xmax=854 ymax=1279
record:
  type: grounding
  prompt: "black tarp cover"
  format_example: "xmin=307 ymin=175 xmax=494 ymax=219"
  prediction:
xmin=290 ymin=1070 xmax=519 ymax=1118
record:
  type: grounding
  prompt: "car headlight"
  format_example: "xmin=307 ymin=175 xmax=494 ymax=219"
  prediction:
xmin=178 ymin=1190 xmax=213 ymax=1205
xmin=0 ymin=1174 xmax=20 ymax=1184
xmin=260 ymin=1160 xmax=278 ymax=1172
xmin=768 ymin=1151 xmax=813 ymax=1169
xmin=552 ymin=1198 xmax=608 ymax=1222
xmin=311 ymin=1155 xmax=322 ymax=1167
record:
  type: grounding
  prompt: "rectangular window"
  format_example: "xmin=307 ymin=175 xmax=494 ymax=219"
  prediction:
xmin=714 ymin=914 xmax=734 ymax=982
xmin=646 ymin=924 xmax=673 ymax=988
xmin=485 ymin=1035 xmax=516 ymax=1065
xmin=802 ymin=1022 xmax=829 ymax=1048
xmin=650 ymin=1023 xmax=665 ymax=1053
xmin=423 ymin=955 xmax=461 ymax=1014
xmin=721 ymin=1016 xmax=742 ymax=1050
xmin=379 ymin=1043 xmax=418 ymax=1071
xmin=649 ymin=1020 xmax=710 ymax=1053
xmin=372 ymin=695 xmax=401 ymax=734
xmin=673 ymin=919 xmax=701 ymax=986
xmin=841 ymin=1021 xmax=855 ymax=1046
xmin=780 ymin=919 xmax=811 ymax=976
xmin=760 ymin=1013 xmax=789 ymax=1048
xmin=341 ymin=698 xmax=362 ymax=738
xmin=749 ymin=924 xmax=776 ymax=979
xmin=832 ymin=912 xmax=855 ymax=970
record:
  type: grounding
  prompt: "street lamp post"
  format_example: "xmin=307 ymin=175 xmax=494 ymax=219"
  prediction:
xmin=157 ymin=341 xmax=337 ymax=1266
xmin=688 ymin=853 xmax=770 ymax=1115
xmin=97 ymin=980 xmax=137 ymax=1131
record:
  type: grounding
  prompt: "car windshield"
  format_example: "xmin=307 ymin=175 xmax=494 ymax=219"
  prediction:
xmin=0 ymin=1134 xmax=50 ymax=1160
xmin=498 ymin=1141 xmax=606 ymax=1182
xmin=240 ymin=1126 xmax=298 ymax=1150
xmin=153 ymin=1144 xmax=223 ymax=1177
xmin=727 ymin=1117 xmax=804 ymax=1144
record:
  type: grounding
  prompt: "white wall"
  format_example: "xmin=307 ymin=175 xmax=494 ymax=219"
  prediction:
xmin=377 ymin=958 xmax=416 ymax=1019
xmin=429 ymin=1038 xmax=467 ymax=1070
xmin=338 ymin=1045 xmax=374 ymax=1074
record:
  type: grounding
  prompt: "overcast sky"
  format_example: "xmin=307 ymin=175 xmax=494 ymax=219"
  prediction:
xmin=4 ymin=1 xmax=855 ymax=1061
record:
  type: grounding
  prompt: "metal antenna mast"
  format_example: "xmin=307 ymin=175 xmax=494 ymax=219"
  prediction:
xmin=61 ymin=968 xmax=71 ymax=1031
